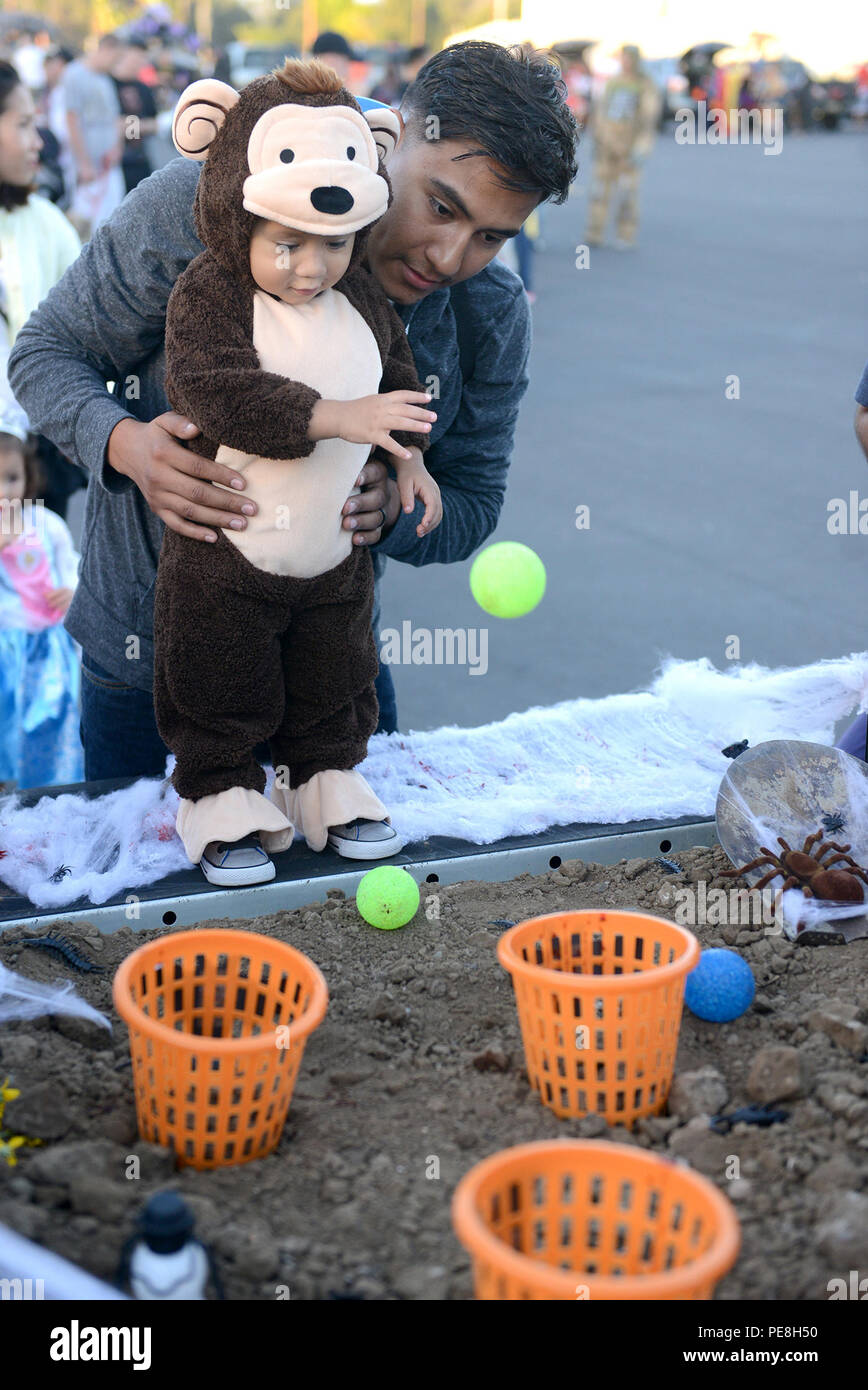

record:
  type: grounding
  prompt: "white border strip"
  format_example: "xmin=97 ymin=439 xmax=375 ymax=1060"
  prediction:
xmin=0 ymin=1222 xmax=128 ymax=1300
xmin=0 ymin=821 xmax=716 ymax=936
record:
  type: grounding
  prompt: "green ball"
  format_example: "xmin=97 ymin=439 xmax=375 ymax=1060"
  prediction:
xmin=469 ymin=541 xmax=546 ymax=619
xmin=356 ymin=866 xmax=420 ymax=930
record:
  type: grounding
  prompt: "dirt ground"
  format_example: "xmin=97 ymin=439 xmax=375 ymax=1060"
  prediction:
xmin=1 ymin=842 xmax=867 ymax=1301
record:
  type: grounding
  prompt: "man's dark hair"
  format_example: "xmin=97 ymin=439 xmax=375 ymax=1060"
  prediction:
xmin=0 ymin=61 xmax=31 ymax=211
xmin=400 ymin=41 xmax=578 ymax=205
xmin=312 ymin=31 xmax=355 ymax=61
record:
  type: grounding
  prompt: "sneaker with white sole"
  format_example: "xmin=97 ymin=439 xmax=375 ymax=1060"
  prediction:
xmin=326 ymin=818 xmax=404 ymax=860
xmin=200 ymin=832 xmax=276 ymax=886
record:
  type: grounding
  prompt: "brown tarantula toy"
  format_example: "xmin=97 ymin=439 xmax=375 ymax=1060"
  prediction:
xmin=721 ymin=829 xmax=868 ymax=904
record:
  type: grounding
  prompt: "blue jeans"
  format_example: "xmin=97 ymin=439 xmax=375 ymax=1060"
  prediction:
xmin=374 ymin=661 xmax=398 ymax=734
xmin=515 ymin=225 xmax=535 ymax=293
xmin=836 ymin=713 xmax=868 ymax=763
xmin=79 ymin=650 xmax=398 ymax=782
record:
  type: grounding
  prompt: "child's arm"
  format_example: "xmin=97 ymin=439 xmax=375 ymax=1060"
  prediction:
xmin=353 ymin=301 xmax=441 ymax=533
xmin=44 ymin=510 xmax=81 ymax=590
xmin=378 ymin=308 xmax=436 ymax=455
xmin=308 ymin=283 xmax=437 ymax=461
xmin=315 ymin=267 xmax=436 ymax=463
xmin=40 ymin=509 xmax=80 ymax=616
xmin=165 ymin=252 xmax=323 ymax=459
xmin=308 ymin=391 xmax=435 ymax=461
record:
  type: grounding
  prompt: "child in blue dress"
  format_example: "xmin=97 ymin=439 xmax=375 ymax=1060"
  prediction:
xmin=0 ymin=400 xmax=83 ymax=790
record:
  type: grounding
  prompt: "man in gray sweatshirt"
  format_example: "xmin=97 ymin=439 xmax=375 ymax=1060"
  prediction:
xmin=10 ymin=41 xmax=578 ymax=783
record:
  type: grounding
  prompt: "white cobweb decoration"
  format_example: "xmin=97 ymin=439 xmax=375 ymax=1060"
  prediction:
xmin=0 ymin=962 xmax=110 ymax=1028
xmin=716 ymin=738 xmax=868 ymax=941
xmin=0 ymin=651 xmax=867 ymax=909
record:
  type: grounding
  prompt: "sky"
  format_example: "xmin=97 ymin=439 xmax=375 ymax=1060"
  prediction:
xmin=508 ymin=0 xmax=868 ymax=76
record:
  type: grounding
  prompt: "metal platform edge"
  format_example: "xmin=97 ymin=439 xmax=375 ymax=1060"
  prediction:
xmin=0 ymin=818 xmax=716 ymax=935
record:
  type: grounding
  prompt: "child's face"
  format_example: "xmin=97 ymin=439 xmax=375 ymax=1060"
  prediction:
xmin=0 ymin=445 xmax=25 ymax=507
xmin=249 ymin=220 xmax=355 ymax=304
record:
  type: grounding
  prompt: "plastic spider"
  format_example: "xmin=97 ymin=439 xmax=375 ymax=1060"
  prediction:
xmin=721 ymin=829 xmax=868 ymax=904
xmin=48 ymin=864 xmax=72 ymax=883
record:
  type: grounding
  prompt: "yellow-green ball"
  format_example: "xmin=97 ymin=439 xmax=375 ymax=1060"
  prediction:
xmin=469 ymin=542 xmax=546 ymax=619
xmin=356 ymin=866 xmax=420 ymax=930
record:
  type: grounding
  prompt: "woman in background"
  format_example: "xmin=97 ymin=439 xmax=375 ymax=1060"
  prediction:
xmin=0 ymin=59 xmax=83 ymax=519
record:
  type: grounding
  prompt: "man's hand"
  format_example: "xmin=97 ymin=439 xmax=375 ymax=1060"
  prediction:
xmin=856 ymin=405 xmax=868 ymax=464
xmin=107 ymin=412 xmax=257 ymax=542
xmin=341 ymin=455 xmax=402 ymax=546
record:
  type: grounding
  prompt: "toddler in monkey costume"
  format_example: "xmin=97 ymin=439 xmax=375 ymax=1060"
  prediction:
xmin=154 ymin=59 xmax=441 ymax=885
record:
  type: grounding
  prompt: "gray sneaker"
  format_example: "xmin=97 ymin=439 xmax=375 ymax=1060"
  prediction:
xmin=326 ymin=818 xmax=404 ymax=860
xmin=200 ymin=832 xmax=276 ymax=886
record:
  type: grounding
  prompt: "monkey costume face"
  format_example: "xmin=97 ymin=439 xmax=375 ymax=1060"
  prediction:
xmin=172 ymin=62 xmax=403 ymax=289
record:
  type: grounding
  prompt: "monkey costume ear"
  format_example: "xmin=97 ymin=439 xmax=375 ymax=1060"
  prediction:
xmin=172 ymin=79 xmax=241 ymax=160
xmin=357 ymin=100 xmax=403 ymax=164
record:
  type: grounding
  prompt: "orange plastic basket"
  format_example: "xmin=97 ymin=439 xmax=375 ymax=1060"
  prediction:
xmin=113 ymin=929 xmax=327 ymax=1170
xmin=453 ymin=1140 xmax=740 ymax=1300
xmin=498 ymin=910 xmax=700 ymax=1124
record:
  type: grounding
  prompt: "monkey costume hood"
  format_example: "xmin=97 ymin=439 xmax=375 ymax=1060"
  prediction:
xmin=185 ymin=67 xmax=392 ymax=289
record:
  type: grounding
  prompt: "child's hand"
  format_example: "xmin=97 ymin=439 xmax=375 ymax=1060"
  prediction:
xmin=394 ymin=455 xmax=443 ymax=538
xmin=331 ymin=392 xmax=436 ymax=460
xmin=44 ymin=586 xmax=74 ymax=615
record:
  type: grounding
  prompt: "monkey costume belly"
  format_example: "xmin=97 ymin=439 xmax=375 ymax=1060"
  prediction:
xmin=153 ymin=288 xmax=392 ymax=863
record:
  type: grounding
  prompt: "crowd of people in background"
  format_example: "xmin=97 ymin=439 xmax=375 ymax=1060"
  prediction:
xmin=2 ymin=27 xmax=169 ymax=239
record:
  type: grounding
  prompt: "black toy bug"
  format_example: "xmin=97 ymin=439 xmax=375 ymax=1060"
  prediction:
xmin=709 ymin=1104 xmax=789 ymax=1135
xmin=14 ymin=934 xmax=104 ymax=974
xmin=721 ymin=739 xmax=749 ymax=760
xmin=656 ymin=857 xmax=683 ymax=875
xmin=821 ymin=812 xmax=846 ymax=836
xmin=48 ymin=864 xmax=73 ymax=883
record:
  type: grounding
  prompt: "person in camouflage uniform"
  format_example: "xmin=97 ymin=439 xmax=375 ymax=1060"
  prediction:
xmin=586 ymin=45 xmax=661 ymax=248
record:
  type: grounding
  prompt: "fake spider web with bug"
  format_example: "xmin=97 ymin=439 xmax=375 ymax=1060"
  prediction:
xmin=715 ymin=738 xmax=868 ymax=940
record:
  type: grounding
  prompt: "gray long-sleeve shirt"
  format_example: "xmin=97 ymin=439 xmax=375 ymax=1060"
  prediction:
xmin=9 ymin=157 xmax=531 ymax=692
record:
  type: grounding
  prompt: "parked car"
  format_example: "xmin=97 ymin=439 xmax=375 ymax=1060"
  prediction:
xmin=717 ymin=57 xmax=854 ymax=131
xmin=226 ymin=42 xmax=299 ymax=89
xmin=813 ymin=78 xmax=854 ymax=129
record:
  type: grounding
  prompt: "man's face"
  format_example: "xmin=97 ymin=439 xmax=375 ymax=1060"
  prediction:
xmin=93 ymin=42 xmax=120 ymax=73
xmin=114 ymin=47 xmax=144 ymax=82
xmin=317 ymin=52 xmax=350 ymax=83
xmin=366 ymin=130 xmax=540 ymax=304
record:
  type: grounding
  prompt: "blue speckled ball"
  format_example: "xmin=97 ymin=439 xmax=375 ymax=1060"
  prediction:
xmin=684 ymin=948 xmax=755 ymax=1023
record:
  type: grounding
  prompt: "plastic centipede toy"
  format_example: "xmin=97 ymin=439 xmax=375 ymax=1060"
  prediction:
xmin=13 ymin=934 xmax=105 ymax=974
